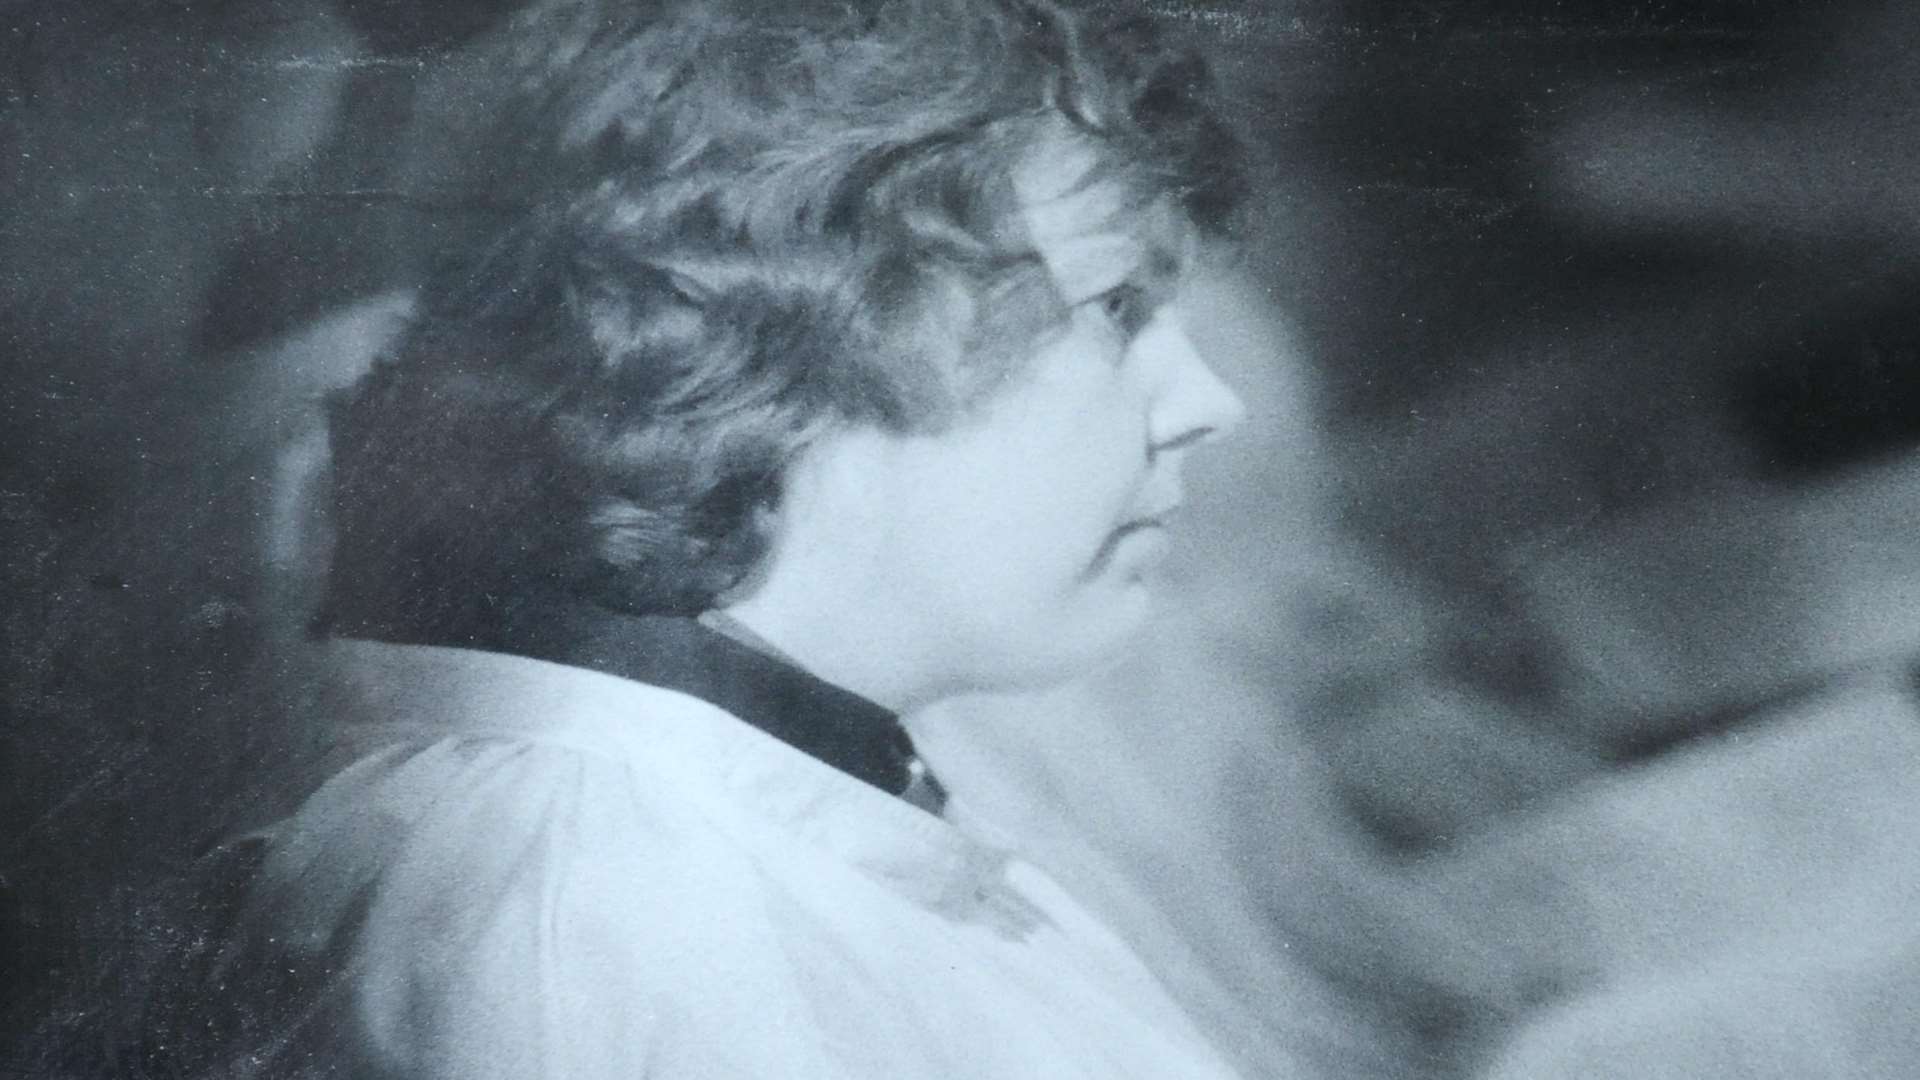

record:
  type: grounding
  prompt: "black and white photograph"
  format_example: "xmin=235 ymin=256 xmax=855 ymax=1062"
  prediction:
xmin=5 ymin=1 xmax=1918 ymax=1076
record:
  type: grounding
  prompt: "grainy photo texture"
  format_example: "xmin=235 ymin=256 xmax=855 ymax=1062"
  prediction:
xmin=5 ymin=2 xmax=1918 ymax=1078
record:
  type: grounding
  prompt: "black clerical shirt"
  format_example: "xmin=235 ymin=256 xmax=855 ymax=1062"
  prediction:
xmin=341 ymin=600 xmax=941 ymax=809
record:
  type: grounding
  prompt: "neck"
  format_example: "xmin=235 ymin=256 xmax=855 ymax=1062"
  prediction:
xmin=716 ymin=593 xmax=951 ymax=715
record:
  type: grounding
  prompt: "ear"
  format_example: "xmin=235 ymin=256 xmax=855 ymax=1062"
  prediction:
xmin=721 ymin=426 xmax=900 ymax=616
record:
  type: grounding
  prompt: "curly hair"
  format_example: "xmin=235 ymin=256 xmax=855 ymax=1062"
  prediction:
xmin=319 ymin=0 xmax=1244 ymax=641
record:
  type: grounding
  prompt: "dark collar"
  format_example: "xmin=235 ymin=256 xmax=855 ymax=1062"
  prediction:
xmin=342 ymin=601 xmax=919 ymax=798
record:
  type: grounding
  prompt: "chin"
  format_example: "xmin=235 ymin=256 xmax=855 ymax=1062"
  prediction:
xmin=970 ymin=586 xmax=1157 ymax=695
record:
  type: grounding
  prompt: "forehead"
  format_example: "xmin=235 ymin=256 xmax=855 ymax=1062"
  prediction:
xmin=1010 ymin=133 xmax=1192 ymax=303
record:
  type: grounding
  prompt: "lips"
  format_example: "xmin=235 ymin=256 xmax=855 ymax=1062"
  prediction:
xmin=1121 ymin=501 xmax=1182 ymax=531
xmin=1084 ymin=503 xmax=1180 ymax=576
xmin=1109 ymin=518 xmax=1165 ymax=542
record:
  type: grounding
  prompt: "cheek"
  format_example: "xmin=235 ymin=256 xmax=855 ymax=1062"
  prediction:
xmin=972 ymin=452 xmax=1131 ymax=581
xmin=903 ymin=489 xmax=1092 ymax=598
xmin=887 ymin=359 xmax=1153 ymax=603
xmin=896 ymin=418 xmax=1126 ymax=556
xmin=890 ymin=446 xmax=1157 ymax=686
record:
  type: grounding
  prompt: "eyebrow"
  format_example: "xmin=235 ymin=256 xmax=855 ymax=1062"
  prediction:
xmin=991 ymin=189 xmax=1198 ymax=325
xmin=1033 ymin=224 xmax=1178 ymax=309
xmin=1083 ymin=227 xmax=1191 ymax=306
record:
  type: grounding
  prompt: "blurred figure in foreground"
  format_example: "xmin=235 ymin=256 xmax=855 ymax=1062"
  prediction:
xmin=1449 ymin=2 xmax=1920 ymax=1072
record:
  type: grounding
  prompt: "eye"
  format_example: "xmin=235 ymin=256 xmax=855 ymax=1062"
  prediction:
xmin=1094 ymin=281 xmax=1155 ymax=339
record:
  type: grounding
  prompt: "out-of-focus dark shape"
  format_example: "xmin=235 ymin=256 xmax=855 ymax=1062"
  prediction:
xmin=1419 ymin=0 xmax=1920 ymax=1073
xmin=1541 ymin=0 xmax=1920 ymax=483
xmin=1735 ymin=285 xmax=1920 ymax=480
xmin=1545 ymin=1 xmax=1920 ymax=245
xmin=1 ymin=5 xmax=366 ymax=1062
xmin=1511 ymin=0 xmax=1920 ymax=777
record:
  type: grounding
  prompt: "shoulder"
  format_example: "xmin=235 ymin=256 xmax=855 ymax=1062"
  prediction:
xmin=226 ymin=644 xmax=812 ymax=1076
xmin=256 ymin=641 xmax=764 ymax=942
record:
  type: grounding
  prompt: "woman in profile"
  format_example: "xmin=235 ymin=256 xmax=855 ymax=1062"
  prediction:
xmin=162 ymin=0 xmax=1255 ymax=1075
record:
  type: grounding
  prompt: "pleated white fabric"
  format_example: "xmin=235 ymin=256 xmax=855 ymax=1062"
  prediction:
xmin=212 ymin=639 xmax=1246 ymax=1079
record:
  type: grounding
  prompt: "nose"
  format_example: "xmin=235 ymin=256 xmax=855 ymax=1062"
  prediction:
xmin=1140 ymin=308 xmax=1247 ymax=455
